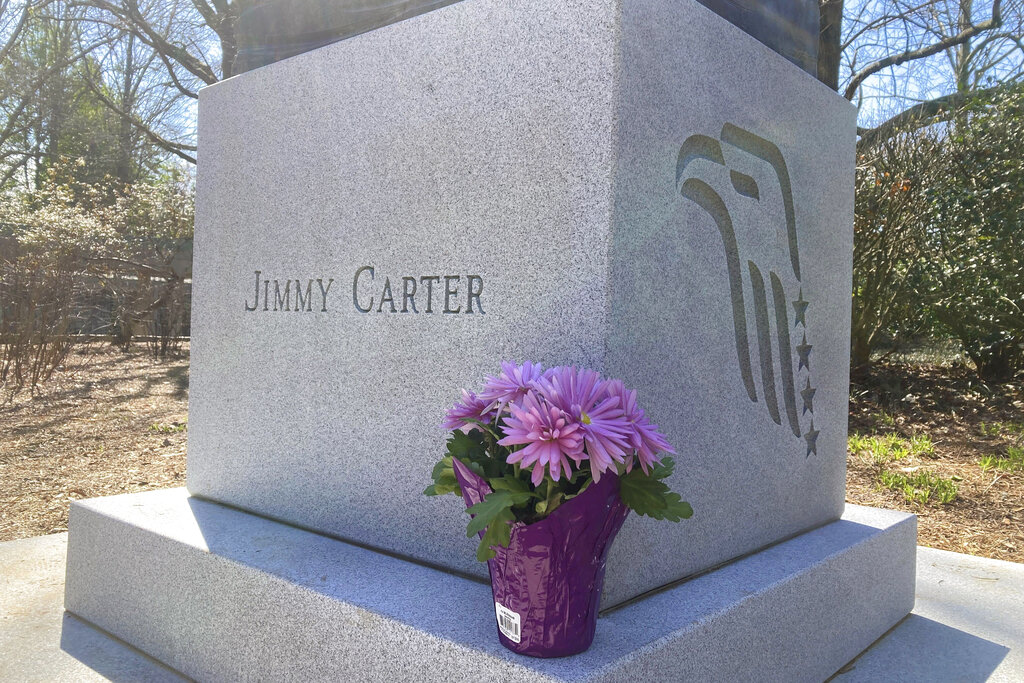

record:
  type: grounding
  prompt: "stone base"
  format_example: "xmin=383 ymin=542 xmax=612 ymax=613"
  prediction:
xmin=65 ymin=489 xmax=916 ymax=682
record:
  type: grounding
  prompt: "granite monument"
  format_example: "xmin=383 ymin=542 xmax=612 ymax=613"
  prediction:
xmin=64 ymin=1 xmax=917 ymax=679
xmin=185 ymin=0 xmax=850 ymax=608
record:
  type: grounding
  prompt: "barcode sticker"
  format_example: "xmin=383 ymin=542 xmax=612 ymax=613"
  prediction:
xmin=494 ymin=602 xmax=521 ymax=643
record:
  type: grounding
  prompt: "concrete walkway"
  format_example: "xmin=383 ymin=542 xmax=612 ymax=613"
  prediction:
xmin=1 ymin=533 xmax=1022 ymax=682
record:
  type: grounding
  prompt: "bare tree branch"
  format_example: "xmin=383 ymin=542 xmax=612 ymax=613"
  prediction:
xmin=153 ymin=43 xmax=199 ymax=99
xmin=82 ymin=74 xmax=197 ymax=163
xmin=844 ymin=0 xmax=1004 ymax=99
xmin=857 ymin=81 xmax=1007 ymax=147
xmin=0 ymin=35 xmax=114 ymax=175
xmin=841 ymin=2 xmax=938 ymax=51
xmin=0 ymin=0 xmax=33 ymax=64
xmin=71 ymin=0 xmax=218 ymax=84
xmin=88 ymin=255 xmax=176 ymax=279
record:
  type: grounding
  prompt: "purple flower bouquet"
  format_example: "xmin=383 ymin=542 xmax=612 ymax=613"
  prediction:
xmin=426 ymin=363 xmax=692 ymax=658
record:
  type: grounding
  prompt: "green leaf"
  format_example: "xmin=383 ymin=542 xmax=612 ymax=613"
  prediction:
xmin=465 ymin=490 xmax=533 ymax=536
xmin=569 ymin=465 xmax=593 ymax=484
xmin=476 ymin=508 xmax=514 ymax=561
xmin=619 ymin=465 xmax=692 ymax=522
xmin=544 ymin=492 xmax=564 ymax=515
xmin=489 ymin=476 xmax=534 ymax=495
xmin=462 ymin=417 xmax=502 ymax=441
xmin=431 ymin=458 xmax=452 ymax=481
xmin=650 ymin=456 xmax=676 ymax=480
xmin=464 ymin=489 xmax=533 ymax=560
xmin=619 ymin=471 xmax=671 ymax=516
xmin=647 ymin=492 xmax=694 ymax=522
xmin=446 ymin=431 xmax=487 ymax=462
xmin=431 ymin=481 xmax=461 ymax=496
xmin=436 ymin=472 xmax=459 ymax=486
xmin=424 ymin=455 xmax=461 ymax=497
xmin=446 ymin=429 xmax=508 ymax=479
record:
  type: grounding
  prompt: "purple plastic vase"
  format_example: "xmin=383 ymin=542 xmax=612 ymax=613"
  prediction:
xmin=452 ymin=459 xmax=630 ymax=658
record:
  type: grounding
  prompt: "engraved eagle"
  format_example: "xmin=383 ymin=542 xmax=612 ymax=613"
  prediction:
xmin=676 ymin=124 xmax=818 ymax=455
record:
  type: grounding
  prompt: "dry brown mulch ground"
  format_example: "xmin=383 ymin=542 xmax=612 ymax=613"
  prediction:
xmin=847 ymin=362 xmax=1024 ymax=563
xmin=2 ymin=347 xmax=1022 ymax=566
xmin=1 ymin=345 xmax=188 ymax=541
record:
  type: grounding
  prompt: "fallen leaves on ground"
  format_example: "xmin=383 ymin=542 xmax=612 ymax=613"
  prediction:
xmin=2 ymin=346 xmax=1021 ymax=567
xmin=847 ymin=361 xmax=1023 ymax=564
xmin=0 ymin=345 xmax=188 ymax=541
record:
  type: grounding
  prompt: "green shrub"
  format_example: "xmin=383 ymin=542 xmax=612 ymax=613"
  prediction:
xmin=1 ymin=165 xmax=194 ymax=394
xmin=919 ymin=86 xmax=1024 ymax=382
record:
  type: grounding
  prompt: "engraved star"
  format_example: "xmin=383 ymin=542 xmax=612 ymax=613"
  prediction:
xmin=796 ymin=332 xmax=813 ymax=371
xmin=804 ymin=420 xmax=820 ymax=457
xmin=792 ymin=289 xmax=809 ymax=327
xmin=801 ymin=378 xmax=816 ymax=415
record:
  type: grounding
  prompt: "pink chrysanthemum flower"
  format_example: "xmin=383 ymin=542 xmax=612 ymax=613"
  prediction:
xmin=606 ymin=380 xmax=676 ymax=473
xmin=442 ymin=390 xmax=496 ymax=433
xmin=498 ymin=390 xmax=584 ymax=486
xmin=539 ymin=367 xmax=631 ymax=481
xmin=479 ymin=361 xmax=544 ymax=408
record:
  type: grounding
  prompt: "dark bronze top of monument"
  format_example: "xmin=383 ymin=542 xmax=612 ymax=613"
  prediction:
xmin=234 ymin=0 xmax=462 ymax=74
xmin=234 ymin=0 xmax=818 ymax=76
xmin=695 ymin=0 xmax=819 ymax=74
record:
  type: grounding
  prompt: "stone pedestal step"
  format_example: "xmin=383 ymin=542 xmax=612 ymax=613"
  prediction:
xmin=64 ymin=488 xmax=915 ymax=681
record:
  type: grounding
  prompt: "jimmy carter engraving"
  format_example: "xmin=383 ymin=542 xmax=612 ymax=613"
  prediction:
xmin=352 ymin=266 xmax=484 ymax=314
xmin=243 ymin=268 xmax=485 ymax=314
xmin=244 ymin=271 xmax=335 ymax=312
xmin=676 ymin=124 xmax=819 ymax=455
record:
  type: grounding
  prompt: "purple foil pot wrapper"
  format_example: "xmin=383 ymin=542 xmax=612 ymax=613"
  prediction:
xmin=452 ymin=458 xmax=630 ymax=658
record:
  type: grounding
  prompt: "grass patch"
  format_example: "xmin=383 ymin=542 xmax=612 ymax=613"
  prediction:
xmin=849 ymin=432 xmax=935 ymax=463
xmin=150 ymin=421 xmax=187 ymax=434
xmin=873 ymin=410 xmax=897 ymax=429
xmin=979 ymin=446 xmax=1024 ymax=473
xmin=878 ymin=469 xmax=958 ymax=505
xmin=979 ymin=421 xmax=1024 ymax=438
xmin=909 ymin=434 xmax=937 ymax=459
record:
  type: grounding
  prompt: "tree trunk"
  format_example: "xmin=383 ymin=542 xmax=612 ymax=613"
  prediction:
xmin=219 ymin=1 xmax=243 ymax=79
xmin=955 ymin=0 xmax=974 ymax=93
xmin=115 ymin=33 xmax=136 ymax=183
xmin=818 ymin=0 xmax=844 ymax=90
xmin=851 ymin=327 xmax=872 ymax=369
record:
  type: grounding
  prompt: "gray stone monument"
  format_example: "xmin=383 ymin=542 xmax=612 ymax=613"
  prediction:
xmin=64 ymin=0 xmax=917 ymax=680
